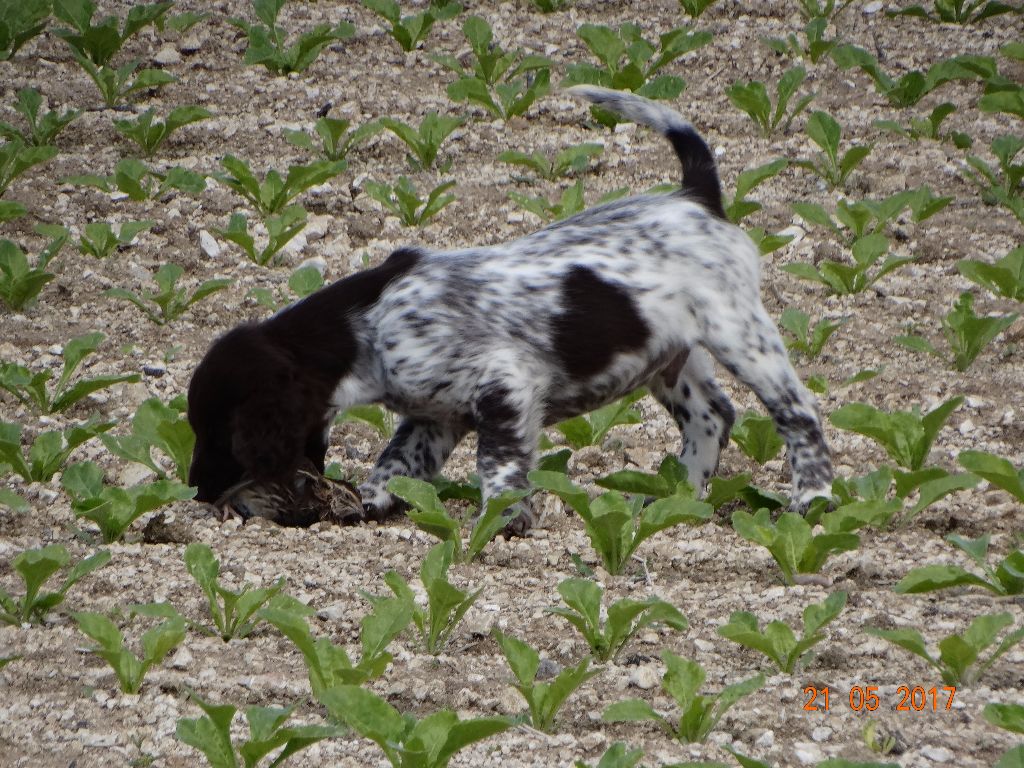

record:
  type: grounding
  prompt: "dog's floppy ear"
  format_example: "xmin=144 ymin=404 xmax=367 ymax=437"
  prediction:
xmin=229 ymin=346 xmax=306 ymax=482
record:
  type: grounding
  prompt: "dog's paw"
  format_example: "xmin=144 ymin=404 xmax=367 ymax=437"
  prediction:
xmin=355 ymin=485 xmax=407 ymax=523
xmin=500 ymin=499 xmax=536 ymax=539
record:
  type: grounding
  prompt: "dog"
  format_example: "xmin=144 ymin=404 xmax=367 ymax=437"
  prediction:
xmin=187 ymin=85 xmax=834 ymax=535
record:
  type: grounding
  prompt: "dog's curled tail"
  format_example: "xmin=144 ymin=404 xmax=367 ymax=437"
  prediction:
xmin=567 ymin=85 xmax=725 ymax=220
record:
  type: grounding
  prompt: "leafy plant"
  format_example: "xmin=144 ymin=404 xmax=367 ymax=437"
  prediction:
xmin=492 ymin=628 xmax=599 ymax=732
xmin=101 ymin=397 xmax=194 ymax=483
xmin=984 ymin=702 xmax=1024 ymax=733
xmin=228 ymin=0 xmax=354 ymax=75
xmin=177 ymin=692 xmax=343 ymax=768
xmin=0 ymin=0 xmax=50 ymax=60
xmin=730 ymin=411 xmax=784 ymax=465
xmin=828 ymin=396 xmax=963 ymax=471
xmin=0 ymin=544 xmax=110 ymax=625
xmin=53 ymin=0 xmax=176 ymax=107
xmin=376 ymin=540 xmax=481 ymax=654
xmin=530 ymin=470 xmax=712 ymax=575
xmin=213 ymin=207 xmax=307 ymax=266
xmin=962 ymin=135 xmax=1024 ymax=224
xmin=364 ymin=177 xmax=456 ymax=227
xmin=725 ymin=158 xmax=787 ymax=225
xmin=957 ymin=245 xmax=1024 ymax=302
xmin=574 ymin=742 xmax=645 ymax=768
xmin=731 ymin=509 xmax=860 ymax=585
xmin=72 ymin=610 xmax=185 ymax=693
xmin=552 ymin=389 xmax=644 ymax=448
xmin=283 ymin=117 xmax=382 ymax=163
xmin=113 ymin=106 xmax=212 ymax=157
xmin=338 ymin=402 xmax=394 ymax=437
xmin=829 ymin=465 xmax=978 ymax=529
xmin=77 ymin=220 xmax=153 ymax=259
xmin=896 ymin=533 xmax=1023 ymax=596
xmin=562 ymin=23 xmax=711 ymax=126
xmin=217 ymin=156 xmax=346 ymax=217
xmin=762 ymin=18 xmax=838 ymax=64
xmin=61 ymin=460 xmax=196 ymax=543
xmin=380 ymin=112 xmax=463 ymax=170
xmin=67 ymin=158 xmax=206 ymax=200
xmin=959 ymin=449 xmax=1024 ymax=503
xmin=867 ymin=612 xmax=1024 ymax=685
xmin=830 ymin=45 xmax=996 ymax=108
xmin=874 ymin=103 xmax=971 ymax=148
xmin=106 ymin=264 xmax=232 ymax=326
xmin=318 ymin=684 xmax=509 ymax=768
xmin=0 ymin=137 xmax=57 ymax=197
xmin=0 ymin=88 xmax=80 ymax=147
xmin=603 ymin=650 xmax=764 ymax=743
xmin=260 ymin=597 xmax=411 ymax=697
xmin=896 ymin=292 xmax=1017 ymax=371
xmin=790 ymin=187 xmax=952 ymax=244
xmin=499 ymin=143 xmax=603 ymax=182
xmin=0 ymin=420 xmax=112 ymax=482
xmin=887 ymin=0 xmax=1016 ymax=23
xmin=780 ymin=307 xmax=846 ymax=359
xmin=717 ymin=592 xmax=847 ymax=673
xmin=794 ymin=111 xmax=872 ymax=190
xmin=547 ymin=577 xmax=687 ymax=662
xmin=727 ymin=67 xmax=813 ymax=137
xmin=0 ymin=226 xmax=69 ymax=311
xmin=679 ymin=0 xmax=718 ymax=18
xmin=361 ymin=0 xmax=461 ymax=53
xmin=596 ymin=454 xmax=691 ymax=499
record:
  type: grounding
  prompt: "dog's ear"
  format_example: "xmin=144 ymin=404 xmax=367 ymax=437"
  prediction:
xmin=229 ymin=349 xmax=306 ymax=481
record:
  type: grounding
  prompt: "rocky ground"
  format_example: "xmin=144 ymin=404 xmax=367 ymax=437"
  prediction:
xmin=0 ymin=0 xmax=1022 ymax=766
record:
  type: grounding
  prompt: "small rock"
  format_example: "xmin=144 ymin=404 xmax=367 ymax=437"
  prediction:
xmin=863 ymin=0 xmax=883 ymax=11
xmin=958 ymin=418 xmax=975 ymax=436
xmin=199 ymin=230 xmax=220 ymax=258
xmin=153 ymin=44 xmax=181 ymax=66
xmin=169 ymin=646 xmax=193 ymax=670
xmin=922 ymin=746 xmax=954 ymax=762
xmin=629 ymin=665 xmax=660 ymax=690
xmin=756 ymin=730 xmax=775 ymax=748
xmin=496 ymin=686 xmax=523 ymax=715
xmin=794 ymin=743 xmax=823 ymax=764
xmin=811 ymin=726 xmax=831 ymax=742
xmin=536 ymin=658 xmax=561 ymax=680
xmin=298 ymin=256 xmax=327 ymax=277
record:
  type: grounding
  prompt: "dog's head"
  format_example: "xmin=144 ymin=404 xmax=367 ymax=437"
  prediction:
xmin=187 ymin=324 xmax=309 ymax=504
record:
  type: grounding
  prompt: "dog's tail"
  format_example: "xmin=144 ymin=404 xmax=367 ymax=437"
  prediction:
xmin=567 ymin=85 xmax=725 ymax=220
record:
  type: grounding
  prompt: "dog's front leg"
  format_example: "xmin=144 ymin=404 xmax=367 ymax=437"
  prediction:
xmin=358 ymin=418 xmax=467 ymax=520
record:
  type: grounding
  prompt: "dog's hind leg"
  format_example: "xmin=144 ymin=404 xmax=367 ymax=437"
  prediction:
xmin=652 ymin=347 xmax=736 ymax=492
xmin=358 ymin=418 xmax=468 ymax=520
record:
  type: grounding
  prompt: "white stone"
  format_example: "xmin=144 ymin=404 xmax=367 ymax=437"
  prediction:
xmin=811 ymin=726 xmax=832 ymax=742
xmin=756 ymin=730 xmax=775 ymax=748
xmin=169 ymin=646 xmax=193 ymax=670
xmin=199 ymin=230 xmax=221 ymax=259
xmin=863 ymin=0 xmax=883 ymax=12
xmin=153 ymin=44 xmax=182 ymax=66
xmin=922 ymin=746 xmax=954 ymax=762
xmin=794 ymin=743 xmax=823 ymax=764
xmin=628 ymin=665 xmax=660 ymax=690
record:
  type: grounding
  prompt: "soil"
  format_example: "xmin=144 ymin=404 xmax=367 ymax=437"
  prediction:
xmin=1 ymin=1 xmax=1023 ymax=767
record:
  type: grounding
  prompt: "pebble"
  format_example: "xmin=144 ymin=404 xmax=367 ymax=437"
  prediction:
xmin=199 ymin=230 xmax=221 ymax=258
xmin=629 ymin=665 xmax=660 ymax=690
xmin=922 ymin=746 xmax=954 ymax=762
xmin=863 ymin=0 xmax=884 ymax=11
xmin=756 ymin=730 xmax=775 ymax=748
xmin=794 ymin=743 xmax=823 ymax=764
xmin=811 ymin=726 xmax=832 ymax=742
xmin=169 ymin=646 xmax=193 ymax=670
xmin=153 ymin=44 xmax=181 ymax=65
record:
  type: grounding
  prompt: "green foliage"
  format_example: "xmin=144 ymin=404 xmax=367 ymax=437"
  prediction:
xmin=509 ymin=179 xmax=623 ymax=222
xmin=499 ymin=143 xmax=603 ymax=182
xmin=830 ymin=45 xmax=996 ymax=108
xmin=318 ymin=684 xmax=509 ymax=768
xmin=963 ymin=135 xmax=1024 ymax=224
xmin=0 ymin=420 xmax=112 ymax=482
xmin=553 ymin=389 xmax=643 ymax=448
xmin=574 ymin=742 xmax=645 ymax=768
xmin=0 ymin=544 xmax=110 ymax=625
xmin=794 ymin=111 xmax=872 ymax=190
xmin=957 ymin=245 xmax=1024 ymax=302
xmin=528 ymin=0 xmax=571 ymax=11
xmin=678 ymin=0 xmax=718 ymax=18
xmin=61 ymin=461 xmax=195 ymax=542
xmin=980 ymin=82 xmax=1024 ymax=122
xmin=213 ymin=207 xmax=307 ymax=266
xmin=874 ymin=103 xmax=971 ymax=148
xmin=563 ymin=23 xmax=711 ymax=126
xmin=71 ymin=610 xmax=185 ymax=693
xmin=53 ymin=0 xmax=176 ymax=107
xmin=380 ymin=112 xmax=464 ymax=170
xmin=828 ymin=396 xmax=963 ymax=470
xmin=217 ymin=155 xmax=346 ymax=217
xmin=717 ymin=592 xmax=847 ymax=673
xmin=364 ymin=177 xmax=456 ymax=226
xmin=790 ymin=187 xmax=952 ymax=244
xmin=114 ymin=106 xmax=212 ymax=157
xmin=66 ymin=158 xmax=206 ymax=200
xmin=603 ymin=650 xmax=763 ymax=743
xmin=531 ymin=470 xmax=712 ymax=575
xmin=0 ymin=331 xmax=141 ymax=414
xmin=731 ymin=509 xmax=860 ymax=585
xmin=596 ymin=454 xmax=691 ymax=499
xmin=283 ymin=117 xmax=382 ymax=162
xmin=762 ymin=18 xmax=838 ymax=64
xmin=0 ymin=137 xmax=58 ymax=197
xmin=246 ymin=264 xmax=325 ymax=310
xmin=830 ymin=465 xmax=978 ymax=529
xmin=260 ymin=597 xmax=411 ymax=697
xmin=228 ymin=0 xmax=354 ymax=75
xmin=897 ymin=292 xmax=1017 ymax=371
xmin=177 ymin=692 xmax=343 ymax=768
xmin=780 ymin=307 xmax=846 ymax=359
xmin=106 ymin=264 xmax=232 ymax=326
xmin=440 ymin=16 xmax=552 ymax=121
xmin=492 ymin=628 xmax=599 ymax=732
xmin=0 ymin=227 xmax=69 ymax=311
xmin=77 ymin=219 xmax=153 ymax=259
xmin=887 ymin=0 xmax=1017 ymax=23
xmin=0 ymin=88 xmax=80 ymax=147
xmin=867 ymin=612 xmax=1024 ymax=685
xmin=725 ymin=158 xmax=788 ymax=224
xmin=730 ymin=411 xmax=784 ymax=465
xmin=959 ymin=449 xmax=1024 ymax=503
xmin=0 ymin=0 xmax=50 ymax=60
xmin=377 ymin=540 xmax=481 ymax=654
xmin=547 ymin=577 xmax=687 ymax=662
xmin=338 ymin=402 xmax=394 ymax=437
xmin=984 ymin=702 xmax=1024 ymax=734
xmin=184 ymin=543 xmax=288 ymax=641
xmin=896 ymin=533 xmax=1024 ymax=596
xmin=727 ymin=67 xmax=813 ymax=137
xmin=361 ymin=0 xmax=461 ymax=53
xmin=100 ymin=396 xmax=194 ymax=483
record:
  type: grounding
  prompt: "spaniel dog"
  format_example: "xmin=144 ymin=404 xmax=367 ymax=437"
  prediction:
xmin=187 ymin=86 xmax=833 ymax=534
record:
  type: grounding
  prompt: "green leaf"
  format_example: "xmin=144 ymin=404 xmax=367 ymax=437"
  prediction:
xmin=730 ymin=411 xmax=784 ymax=464
xmin=984 ymin=703 xmax=1024 ymax=735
